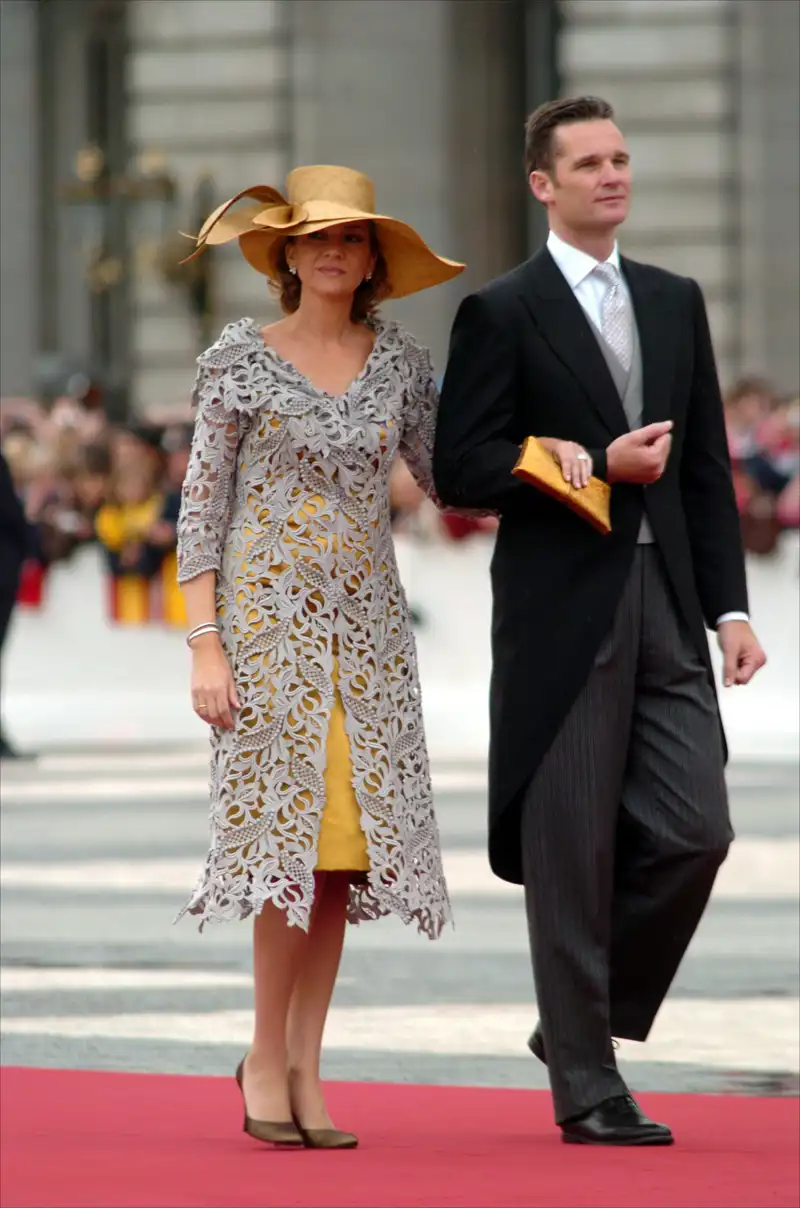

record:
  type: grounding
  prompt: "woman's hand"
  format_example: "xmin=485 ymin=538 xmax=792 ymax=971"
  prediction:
xmin=190 ymin=634 xmax=240 ymax=729
xmin=539 ymin=438 xmax=593 ymax=488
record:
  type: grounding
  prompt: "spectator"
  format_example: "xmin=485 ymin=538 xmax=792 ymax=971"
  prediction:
xmin=95 ymin=458 xmax=166 ymax=625
xmin=146 ymin=426 xmax=192 ymax=627
xmin=70 ymin=442 xmax=113 ymax=539
xmin=47 ymin=441 xmax=114 ymax=559
xmin=724 ymin=376 xmax=774 ymax=464
xmin=0 ymin=448 xmax=31 ymax=759
xmin=109 ymin=423 xmax=163 ymax=476
xmin=745 ymin=394 xmax=800 ymax=498
xmin=724 ymin=379 xmax=800 ymax=554
xmin=2 ymin=428 xmax=56 ymax=568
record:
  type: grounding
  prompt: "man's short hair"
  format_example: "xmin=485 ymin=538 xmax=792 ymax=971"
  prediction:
xmin=524 ymin=96 xmax=615 ymax=177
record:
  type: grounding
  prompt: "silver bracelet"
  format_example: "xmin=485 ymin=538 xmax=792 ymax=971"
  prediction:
xmin=186 ymin=623 xmax=220 ymax=648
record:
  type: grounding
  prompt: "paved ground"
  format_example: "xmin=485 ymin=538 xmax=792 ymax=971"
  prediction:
xmin=2 ymin=533 xmax=798 ymax=1107
xmin=2 ymin=748 xmax=798 ymax=1102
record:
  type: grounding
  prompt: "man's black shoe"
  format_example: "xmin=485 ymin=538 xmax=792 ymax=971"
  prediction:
xmin=560 ymin=1094 xmax=674 ymax=1146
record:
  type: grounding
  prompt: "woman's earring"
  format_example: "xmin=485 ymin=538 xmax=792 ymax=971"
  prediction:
xmin=289 ymin=265 xmax=297 ymax=276
xmin=365 ymin=271 xmax=373 ymax=282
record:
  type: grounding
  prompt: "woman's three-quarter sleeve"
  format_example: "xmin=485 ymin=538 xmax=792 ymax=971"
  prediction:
xmin=399 ymin=333 xmax=494 ymax=519
xmin=399 ymin=338 xmax=440 ymax=501
xmin=176 ymin=368 xmax=242 ymax=583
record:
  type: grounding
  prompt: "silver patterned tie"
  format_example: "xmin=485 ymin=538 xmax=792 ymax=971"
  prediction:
xmin=595 ymin=262 xmax=632 ymax=372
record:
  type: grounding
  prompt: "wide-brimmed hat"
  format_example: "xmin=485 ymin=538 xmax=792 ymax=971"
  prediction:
xmin=181 ymin=165 xmax=464 ymax=299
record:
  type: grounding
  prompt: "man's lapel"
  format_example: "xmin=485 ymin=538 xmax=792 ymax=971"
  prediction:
xmin=621 ymin=257 xmax=676 ymax=428
xmin=519 ymin=248 xmax=677 ymax=438
xmin=519 ymin=248 xmax=629 ymax=439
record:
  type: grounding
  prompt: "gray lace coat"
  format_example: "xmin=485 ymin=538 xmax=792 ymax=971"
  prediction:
xmin=176 ymin=317 xmax=452 ymax=938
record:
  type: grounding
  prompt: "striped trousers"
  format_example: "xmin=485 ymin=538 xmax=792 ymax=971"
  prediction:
xmin=521 ymin=546 xmax=733 ymax=1123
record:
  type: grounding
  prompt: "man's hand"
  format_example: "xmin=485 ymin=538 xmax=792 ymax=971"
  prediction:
xmin=717 ymin=620 xmax=767 ymax=687
xmin=607 ymin=422 xmax=673 ymax=484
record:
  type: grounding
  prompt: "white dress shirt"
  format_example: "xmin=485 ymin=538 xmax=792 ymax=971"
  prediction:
xmin=546 ymin=229 xmax=632 ymax=334
xmin=545 ymin=231 xmax=748 ymax=629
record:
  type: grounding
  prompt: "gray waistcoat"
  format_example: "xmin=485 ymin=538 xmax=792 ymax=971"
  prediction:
xmin=588 ymin=315 xmax=654 ymax=544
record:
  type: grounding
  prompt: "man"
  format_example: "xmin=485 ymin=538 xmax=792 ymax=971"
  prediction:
xmin=0 ymin=448 xmax=30 ymax=758
xmin=433 ymin=96 xmax=766 ymax=1146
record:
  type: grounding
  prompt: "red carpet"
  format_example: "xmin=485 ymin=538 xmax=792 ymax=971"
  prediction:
xmin=1 ymin=1067 xmax=797 ymax=1208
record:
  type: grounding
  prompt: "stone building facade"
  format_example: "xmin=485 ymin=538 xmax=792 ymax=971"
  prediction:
xmin=0 ymin=0 xmax=797 ymax=412
xmin=561 ymin=0 xmax=800 ymax=396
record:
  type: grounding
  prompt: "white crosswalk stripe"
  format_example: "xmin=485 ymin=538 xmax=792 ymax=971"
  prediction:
xmin=0 ymin=968 xmax=253 ymax=992
xmin=0 ymin=767 xmax=488 ymax=803
xmin=2 ymin=841 xmax=798 ymax=900
xmin=1 ymin=751 xmax=794 ymax=794
xmin=0 ymin=967 xmax=357 ymax=993
xmin=1 ymin=998 xmax=797 ymax=1073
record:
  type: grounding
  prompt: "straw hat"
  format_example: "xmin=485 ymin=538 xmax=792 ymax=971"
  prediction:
xmin=181 ymin=165 xmax=465 ymax=299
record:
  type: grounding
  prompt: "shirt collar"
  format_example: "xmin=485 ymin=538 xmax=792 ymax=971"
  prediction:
xmin=546 ymin=229 xmax=621 ymax=289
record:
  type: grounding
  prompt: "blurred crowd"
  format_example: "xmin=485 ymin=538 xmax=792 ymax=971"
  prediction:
xmin=0 ymin=370 xmax=796 ymax=624
xmin=0 ymin=379 xmax=497 ymax=626
xmin=1 ymin=387 xmax=192 ymax=623
xmin=724 ymin=378 xmax=800 ymax=554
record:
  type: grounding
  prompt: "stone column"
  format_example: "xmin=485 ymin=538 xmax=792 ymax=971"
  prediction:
xmin=0 ymin=0 xmax=40 ymax=395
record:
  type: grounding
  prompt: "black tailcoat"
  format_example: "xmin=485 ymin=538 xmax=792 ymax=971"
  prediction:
xmin=433 ymin=249 xmax=748 ymax=883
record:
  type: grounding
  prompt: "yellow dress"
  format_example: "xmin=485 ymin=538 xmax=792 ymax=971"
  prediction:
xmin=264 ymin=494 xmax=369 ymax=874
xmin=318 ymin=661 xmax=370 ymax=872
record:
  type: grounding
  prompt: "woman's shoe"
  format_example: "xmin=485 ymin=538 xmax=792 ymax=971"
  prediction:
xmin=235 ymin=1060 xmax=303 ymax=1146
xmin=292 ymin=1115 xmax=359 ymax=1150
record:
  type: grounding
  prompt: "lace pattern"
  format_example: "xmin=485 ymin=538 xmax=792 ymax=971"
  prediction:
xmin=176 ymin=317 xmax=452 ymax=938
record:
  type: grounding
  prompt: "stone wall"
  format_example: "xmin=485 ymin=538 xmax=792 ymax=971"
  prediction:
xmin=129 ymin=0 xmax=798 ymax=406
xmin=289 ymin=0 xmax=525 ymax=372
xmin=4 ymin=0 xmax=795 ymax=405
xmin=0 ymin=0 xmax=40 ymax=396
xmin=738 ymin=0 xmax=800 ymax=393
xmin=559 ymin=0 xmax=742 ymax=385
xmin=127 ymin=0 xmax=526 ymax=401
xmin=560 ymin=0 xmax=800 ymax=393
xmin=126 ymin=0 xmax=292 ymax=411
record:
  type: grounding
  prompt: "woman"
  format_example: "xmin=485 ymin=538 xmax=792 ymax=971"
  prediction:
xmin=176 ymin=166 xmax=464 ymax=1150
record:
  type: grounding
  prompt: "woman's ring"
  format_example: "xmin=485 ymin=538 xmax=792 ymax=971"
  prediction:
xmin=576 ymin=452 xmax=590 ymax=462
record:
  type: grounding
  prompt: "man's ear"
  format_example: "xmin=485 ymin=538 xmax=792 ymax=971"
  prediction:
xmin=529 ymin=169 xmax=554 ymax=206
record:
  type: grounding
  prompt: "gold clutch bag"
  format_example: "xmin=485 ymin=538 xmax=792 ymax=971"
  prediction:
xmin=512 ymin=436 xmax=612 ymax=534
